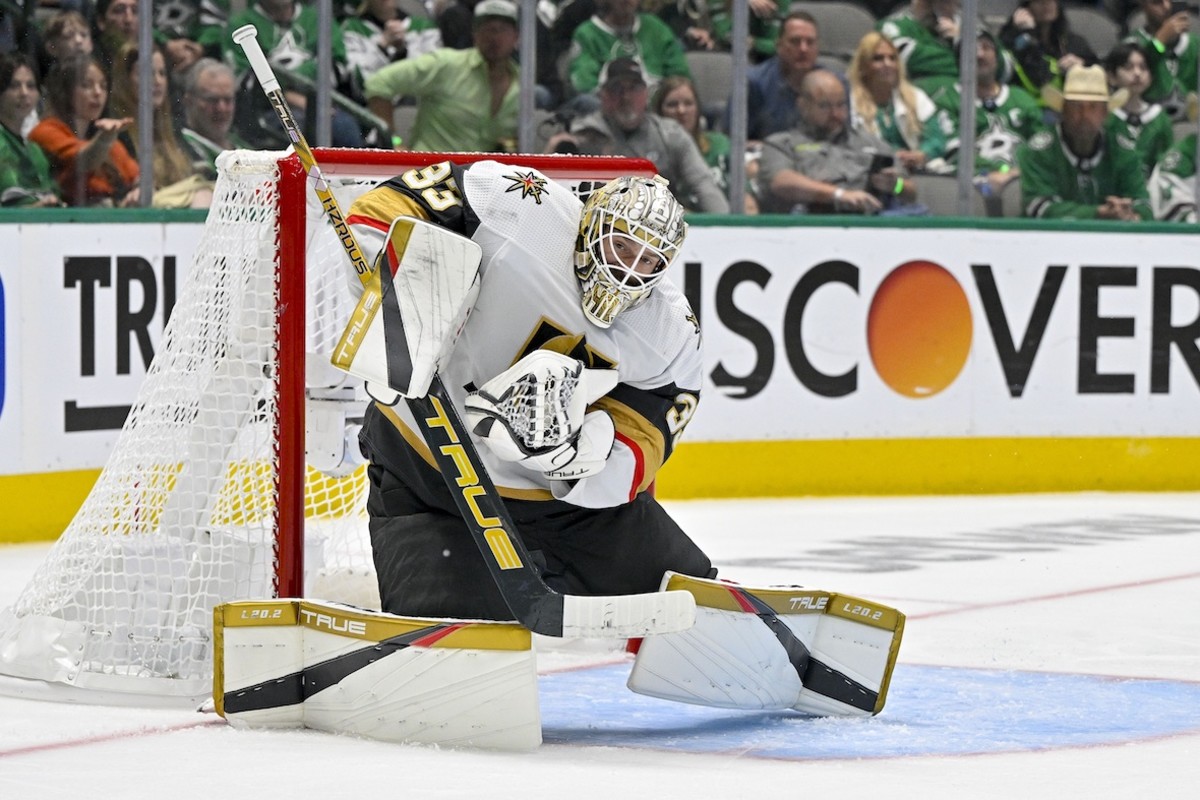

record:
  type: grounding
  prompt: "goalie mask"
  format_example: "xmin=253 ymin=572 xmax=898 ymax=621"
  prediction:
xmin=575 ymin=175 xmax=687 ymax=328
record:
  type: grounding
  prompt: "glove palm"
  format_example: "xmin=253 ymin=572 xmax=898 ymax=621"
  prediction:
xmin=464 ymin=351 xmax=618 ymax=481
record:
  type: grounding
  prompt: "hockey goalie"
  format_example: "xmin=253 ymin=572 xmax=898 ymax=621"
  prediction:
xmin=216 ymin=161 xmax=904 ymax=750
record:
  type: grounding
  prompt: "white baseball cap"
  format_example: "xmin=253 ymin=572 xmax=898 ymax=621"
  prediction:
xmin=473 ymin=0 xmax=518 ymax=24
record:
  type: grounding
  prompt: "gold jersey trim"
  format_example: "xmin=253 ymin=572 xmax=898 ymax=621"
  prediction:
xmin=594 ymin=395 xmax=666 ymax=494
xmin=348 ymin=186 xmax=431 ymax=227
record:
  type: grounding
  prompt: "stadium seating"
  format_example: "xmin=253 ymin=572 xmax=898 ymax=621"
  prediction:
xmin=685 ymin=50 xmax=735 ymax=120
xmin=1064 ymin=3 xmax=1122 ymax=56
xmin=917 ymin=174 xmax=991 ymax=217
xmin=999 ymin=176 xmax=1024 ymax=218
xmin=790 ymin=1 xmax=878 ymax=60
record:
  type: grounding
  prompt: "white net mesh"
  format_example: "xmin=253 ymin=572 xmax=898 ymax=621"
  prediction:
xmin=0 ymin=151 xmax=379 ymax=703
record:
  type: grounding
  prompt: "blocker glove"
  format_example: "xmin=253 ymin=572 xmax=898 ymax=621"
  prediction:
xmin=464 ymin=350 xmax=618 ymax=481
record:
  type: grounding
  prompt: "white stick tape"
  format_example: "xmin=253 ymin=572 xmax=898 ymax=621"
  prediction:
xmin=232 ymin=24 xmax=281 ymax=94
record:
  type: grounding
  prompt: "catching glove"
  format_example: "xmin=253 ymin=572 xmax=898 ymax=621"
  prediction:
xmin=464 ymin=350 xmax=618 ymax=481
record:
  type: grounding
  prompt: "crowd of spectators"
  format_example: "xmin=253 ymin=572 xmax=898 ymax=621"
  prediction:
xmin=0 ymin=0 xmax=1195 ymax=220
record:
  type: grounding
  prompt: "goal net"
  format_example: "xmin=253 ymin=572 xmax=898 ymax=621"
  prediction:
xmin=0 ymin=148 xmax=653 ymax=705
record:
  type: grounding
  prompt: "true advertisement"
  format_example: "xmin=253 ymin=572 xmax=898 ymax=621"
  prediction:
xmin=0 ymin=223 xmax=204 ymax=475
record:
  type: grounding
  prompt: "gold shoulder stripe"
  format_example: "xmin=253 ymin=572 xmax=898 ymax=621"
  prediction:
xmin=349 ymin=186 xmax=431 ymax=225
xmin=593 ymin=396 xmax=665 ymax=494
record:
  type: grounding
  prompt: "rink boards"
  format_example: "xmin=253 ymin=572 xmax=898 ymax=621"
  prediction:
xmin=2 ymin=214 xmax=1200 ymax=540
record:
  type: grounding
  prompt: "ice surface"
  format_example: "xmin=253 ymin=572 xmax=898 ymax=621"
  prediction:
xmin=2 ymin=493 xmax=1198 ymax=799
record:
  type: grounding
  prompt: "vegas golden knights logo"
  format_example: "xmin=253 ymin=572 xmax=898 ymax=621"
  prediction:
xmin=515 ymin=317 xmax=617 ymax=371
xmin=502 ymin=170 xmax=549 ymax=204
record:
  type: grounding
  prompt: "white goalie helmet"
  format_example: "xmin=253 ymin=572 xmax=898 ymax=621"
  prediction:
xmin=574 ymin=174 xmax=687 ymax=328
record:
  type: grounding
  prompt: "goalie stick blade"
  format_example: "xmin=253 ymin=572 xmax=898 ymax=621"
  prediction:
xmin=561 ymin=590 xmax=696 ymax=639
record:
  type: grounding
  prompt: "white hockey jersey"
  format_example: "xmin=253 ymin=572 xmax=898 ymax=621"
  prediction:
xmin=345 ymin=159 xmax=703 ymax=509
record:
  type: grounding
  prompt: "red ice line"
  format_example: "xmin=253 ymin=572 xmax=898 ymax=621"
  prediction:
xmin=907 ymin=570 xmax=1200 ymax=620
xmin=0 ymin=718 xmax=222 ymax=759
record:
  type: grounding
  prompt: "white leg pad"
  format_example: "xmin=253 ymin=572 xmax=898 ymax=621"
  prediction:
xmin=214 ymin=600 xmax=540 ymax=750
xmin=627 ymin=572 xmax=905 ymax=717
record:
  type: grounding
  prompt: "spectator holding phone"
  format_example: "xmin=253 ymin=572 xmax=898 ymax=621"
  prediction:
xmin=847 ymin=31 xmax=951 ymax=174
xmin=1125 ymin=0 xmax=1199 ymax=120
xmin=999 ymin=0 xmax=1097 ymax=103
xmin=759 ymin=69 xmax=919 ymax=214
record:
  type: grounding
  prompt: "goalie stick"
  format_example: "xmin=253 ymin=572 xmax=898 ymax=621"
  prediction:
xmin=232 ymin=25 xmax=696 ymax=639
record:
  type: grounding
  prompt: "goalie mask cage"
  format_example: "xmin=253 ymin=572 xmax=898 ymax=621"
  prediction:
xmin=0 ymin=148 xmax=655 ymax=706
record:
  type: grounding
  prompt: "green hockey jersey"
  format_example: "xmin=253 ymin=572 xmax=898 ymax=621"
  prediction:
xmin=933 ymin=82 xmax=1045 ymax=170
xmin=1148 ymin=133 xmax=1197 ymax=221
xmin=1105 ymin=104 xmax=1174 ymax=181
xmin=1016 ymin=125 xmax=1152 ymax=219
xmin=878 ymin=10 xmax=960 ymax=96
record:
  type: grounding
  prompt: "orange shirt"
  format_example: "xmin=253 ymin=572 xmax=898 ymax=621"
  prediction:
xmin=29 ymin=116 xmax=139 ymax=206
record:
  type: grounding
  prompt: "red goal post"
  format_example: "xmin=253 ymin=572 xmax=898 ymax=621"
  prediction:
xmin=0 ymin=149 xmax=655 ymax=705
